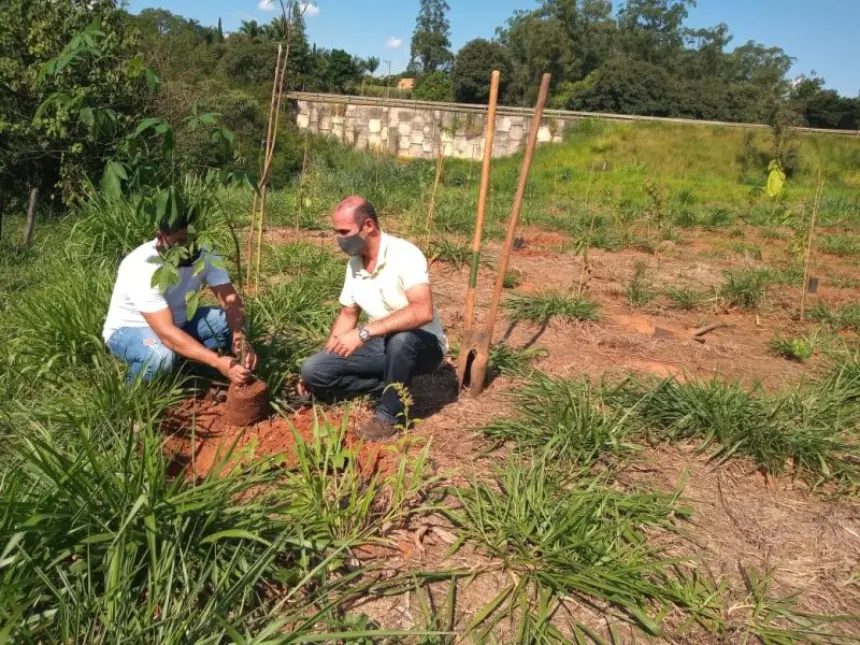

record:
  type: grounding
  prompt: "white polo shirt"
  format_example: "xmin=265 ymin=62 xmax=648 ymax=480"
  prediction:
xmin=102 ymin=239 xmax=231 ymax=342
xmin=339 ymin=233 xmax=447 ymax=352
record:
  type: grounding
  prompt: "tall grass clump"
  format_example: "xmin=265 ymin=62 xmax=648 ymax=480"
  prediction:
xmin=720 ymin=268 xmax=772 ymax=310
xmin=665 ymin=286 xmax=702 ymax=310
xmin=0 ymin=422 xmax=383 ymax=642
xmin=443 ymin=457 xmax=721 ymax=641
xmin=482 ymin=375 xmax=637 ymax=465
xmin=818 ymin=233 xmax=860 ymax=257
xmin=506 ymin=291 xmax=599 ymax=324
xmin=616 ymin=364 xmax=860 ymax=484
xmin=809 ymin=303 xmax=860 ymax=332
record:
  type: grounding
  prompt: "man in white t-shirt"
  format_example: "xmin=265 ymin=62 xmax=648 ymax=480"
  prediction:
xmin=299 ymin=196 xmax=447 ymax=441
xmin=103 ymin=214 xmax=257 ymax=385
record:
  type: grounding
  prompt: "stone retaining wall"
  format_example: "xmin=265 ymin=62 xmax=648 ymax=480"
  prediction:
xmin=295 ymin=99 xmax=566 ymax=160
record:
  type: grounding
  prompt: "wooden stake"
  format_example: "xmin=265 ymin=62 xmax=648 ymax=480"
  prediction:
xmin=296 ymin=128 xmax=310 ymax=231
xmin=23 ymin=187 xmax=38 ymax=246
xmin=800 ymin=171 xmax=824 ymax=323
xmin=424 ymin=123 xmax=445 ymax=247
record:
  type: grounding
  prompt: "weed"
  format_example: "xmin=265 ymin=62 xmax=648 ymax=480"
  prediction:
xmin=720 ymin=268 xmax=772 ymax=310
xmin=809 ymin=303 xmax=860 ymax=332
xmin=627 ymin=261 xmax=657 ymax=307
xmin=830 ymin=274 xmax=860 ymax=289
xmin=506 ymin=292 xmax=599 ymax=324
xmin=818 ymin=233 xmax=860 ymax=257
xmin=728 ymin=242 xmax=763 ymax=260
xmin=665 ymin=286 xmax=701 ymax=310
xmin=443 ymin=457 xmax=720 ymax=640
xmin=488 ymin=343 xmax=547 ymax=379
xmin=769 ymin=336 xmax=815 ymax=362
xmin=427 ymin=239 xmax=473 ymax=270
xmin=482 ymin=375 xmax=636 ymax=464
xmin=502 ymin=268 xmax=523 ymax=289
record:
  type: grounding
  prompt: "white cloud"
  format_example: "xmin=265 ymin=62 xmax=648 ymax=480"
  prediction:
xmin=386 ymin=37 xmax=403 ymax=49
xmin=258 ymin=0 xmax=319 ymax=16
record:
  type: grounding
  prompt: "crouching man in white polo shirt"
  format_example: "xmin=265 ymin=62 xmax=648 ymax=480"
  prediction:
xmin=299 ymin=196 xmax=447 ymax=441
xmin=103 ymin=212 xmax=257 ymax=386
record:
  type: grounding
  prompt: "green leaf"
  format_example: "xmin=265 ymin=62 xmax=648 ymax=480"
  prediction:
xmin=134 ymin=117 xmax=164 ymax=137
xmin=767 ymin=163 xmax=786 ymax=198
xmin=201 ymin=530 xmax=271 ymax=546
xmin=145 ymin=69 xmax=159 ymax=92
xmin=185 ymin=291 xmax=200 ymax=321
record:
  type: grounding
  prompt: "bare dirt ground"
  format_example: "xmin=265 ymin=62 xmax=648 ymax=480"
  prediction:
xmin=163 ymin=225 xmax=860 ymax=641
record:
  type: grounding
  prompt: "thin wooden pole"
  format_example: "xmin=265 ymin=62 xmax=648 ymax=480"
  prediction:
xmin=296 ymin=128 xmax=310 ymax=231
xmin=424 ymin=128 xmax=445 ymax=247
xmin=23 ymin=188 xmax=38 ymax=246
xmin=800 ymin=172 xmax=824 ymax=323
xmin=463 ymin=70 xmax=500 ymax=331
xmin=484 ymin=73 xmax=551 ymax=342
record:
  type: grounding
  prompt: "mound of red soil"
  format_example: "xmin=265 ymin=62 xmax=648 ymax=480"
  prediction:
xmin=161 ymin=396 xmax=401 ymax=481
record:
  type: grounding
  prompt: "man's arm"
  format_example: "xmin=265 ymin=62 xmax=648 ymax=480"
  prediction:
xmin=329 ymin=285 xmax=434 ymax=357
xmin=211 ymin=283 xmax=246 ymax=337
xmin=326 ymin=306 xmax=361 ymax=351
xmin=142 ymin=308 xmax=251 ymax=385
xmin=367 ymin=284 xmax=434 ymax=337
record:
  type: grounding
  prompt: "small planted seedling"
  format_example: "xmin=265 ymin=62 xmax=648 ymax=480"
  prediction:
xmin=503 ymin=268 xmax=523 ymax=289
xmin=720 ymin=268 xmax=771 ymax=310
xmin=768 ymin=336 xmax=814 ymax=362
xmin=506 ymin=292 xmax=599 ymax=324
xmin=626 ymin=261 xmax=656 ymax=307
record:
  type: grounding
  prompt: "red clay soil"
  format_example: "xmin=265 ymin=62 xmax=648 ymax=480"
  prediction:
xmin=161 ymin=396 xmax=401 ymax=481
xmin=225 ymin=379 xmax=270 ymax=427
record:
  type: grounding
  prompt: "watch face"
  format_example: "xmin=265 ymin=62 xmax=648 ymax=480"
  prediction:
xmin=359 ymin=328 xmax=371 ymax=342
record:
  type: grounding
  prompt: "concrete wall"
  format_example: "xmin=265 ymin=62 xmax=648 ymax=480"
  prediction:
xmin=294 ymin=97 xmax=566 ymax=160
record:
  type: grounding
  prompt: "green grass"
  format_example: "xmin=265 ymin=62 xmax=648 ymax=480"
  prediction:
xmin=830 ymin=274 xmax=860 ymax=289
xmin=809 ymin=303 xmax=860 ymax=332
xmin=426 ymin=238 xmax=474 ymax=270
xmin=502 ymin=268 xmax=523 ymax=289
xmin=487 ymin=342 xmax=547 ymax=379
xmin=769 ymin=335 xmax=815 ymax=362
xmin=665 ymin=286 xmax=702 ymax=310
xmin=506 ymin=291 xmax=600 ymax=324
xmin=818 ymin=233 xmax=860 ymax=257
xmin=482 ymin=375 xmax=637 ymax=464
xmin=626 ymin=261 xmax=657 ymax=307
xmin=442 ymin=457 xmax=721 ymax=641
xmin=720 ymin=268 xmax=772 ymax=310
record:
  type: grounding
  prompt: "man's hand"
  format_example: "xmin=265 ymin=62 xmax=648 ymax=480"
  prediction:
xmin=328 ymin=329 xmax=365 ymax=358
xmin=217 ymin=355 xmax=252 ymax=386
xmin=232 ymin=336 xmax=258 ymax=371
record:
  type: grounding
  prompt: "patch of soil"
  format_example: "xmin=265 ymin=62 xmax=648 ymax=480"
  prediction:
xmin=161 ymin=396 xmax=401 ymax=481
xmin=226 ymin=379 xmax=270 ymax=426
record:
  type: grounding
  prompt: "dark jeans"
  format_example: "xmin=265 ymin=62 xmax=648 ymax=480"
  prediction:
xmin=300 ymin=329 xmax=444 ymax=423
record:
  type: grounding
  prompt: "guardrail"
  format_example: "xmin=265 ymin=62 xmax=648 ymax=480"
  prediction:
xmin=288 ymin=91 xmax=860 ymax=137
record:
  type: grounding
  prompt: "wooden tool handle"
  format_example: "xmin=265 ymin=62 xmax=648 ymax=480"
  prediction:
xmin=463 ymin=70 xmax=501 ymax=329
xmin=484 ymin=73 xmax=551 ymax=339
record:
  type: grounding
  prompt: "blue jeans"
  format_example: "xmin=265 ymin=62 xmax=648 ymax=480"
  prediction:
xmin=106 ymin=307 xmax=233 ymax=383
xmin=300 ymin=330 xmax=444 ymax=424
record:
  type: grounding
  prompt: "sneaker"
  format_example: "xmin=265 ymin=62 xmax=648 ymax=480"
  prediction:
xmin=359 ymin=417 xmax=398 ymax=442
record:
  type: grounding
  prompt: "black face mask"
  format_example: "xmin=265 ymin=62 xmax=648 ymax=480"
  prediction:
xmin=177 ymin=247 xmax=202 ymax=267
xmin=337 ymin=231 xmax=367 ymax=257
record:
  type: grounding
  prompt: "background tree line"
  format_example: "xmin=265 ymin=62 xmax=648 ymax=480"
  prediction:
xmin=1 ymin=0 xmax=857 ymax=213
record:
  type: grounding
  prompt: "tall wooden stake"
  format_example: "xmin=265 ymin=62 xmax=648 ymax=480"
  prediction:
xmin=800 ymin=171 xmax=824 ymax=323
xmin=424 ymin=122 xmax=445 ymax=247
xmin=23 ymin=188 xmax=38 ymax=246
xmin=296 ymin=128 xmax=310 ymax=231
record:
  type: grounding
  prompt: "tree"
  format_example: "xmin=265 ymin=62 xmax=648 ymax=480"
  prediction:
xmin=452 ymin=39 xmax=511 ymax=104
xmin=413 ymin=71 xmax=453 ymax=102
xmin=217 ymin=17 xmax=224 ymax=43
xmin=618 ymin=0 xmax=695 ymax=66
xmin=409 ymin=0 xmax=453 ymax=74
xmin=567 ymin=57 xmax=679 ymax=117
xmin=325 ymin=49 xmax=361 ymax=93
xmin=0 ymin=0 xmax=151 ymax=204
xmin=238 ymin=20 xmax=262 ymax=41
xmin=365 ymin=56 xmax=380 ymax=76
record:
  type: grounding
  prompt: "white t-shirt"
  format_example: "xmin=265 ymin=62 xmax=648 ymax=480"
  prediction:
xmin=102 ymin=240 xmax=231 ymax=342
xmin=339 ymin=233 xmax=448 ymax=352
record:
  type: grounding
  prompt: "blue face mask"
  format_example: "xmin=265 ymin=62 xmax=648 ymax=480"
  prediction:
xmin=337 ymin=231 xmax=367 ymax=257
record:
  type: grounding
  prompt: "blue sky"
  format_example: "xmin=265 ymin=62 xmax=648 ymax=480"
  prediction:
xmin=127 ymin=0 xmax=859 ymax=96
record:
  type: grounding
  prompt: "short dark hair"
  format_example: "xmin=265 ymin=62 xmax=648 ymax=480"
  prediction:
xmin=354 ymin=200 xmax=379 ymax=227
xmin=158 ymin=212 xmax=190 ymax=236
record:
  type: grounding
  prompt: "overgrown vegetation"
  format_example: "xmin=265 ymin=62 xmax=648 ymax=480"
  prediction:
xmin=506 ymin=292 xmax=600 ymax=325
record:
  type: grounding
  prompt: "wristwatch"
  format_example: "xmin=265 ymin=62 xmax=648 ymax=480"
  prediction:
xmin=358 ymin=326 xmax=371 ymax=343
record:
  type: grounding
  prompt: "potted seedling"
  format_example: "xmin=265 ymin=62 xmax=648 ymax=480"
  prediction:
xmin=225 ymin=338 xmax=270 ymax=427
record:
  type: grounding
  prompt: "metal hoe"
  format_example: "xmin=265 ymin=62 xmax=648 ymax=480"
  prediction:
xmin=458 ymin=73 xmax=552 ymax=395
